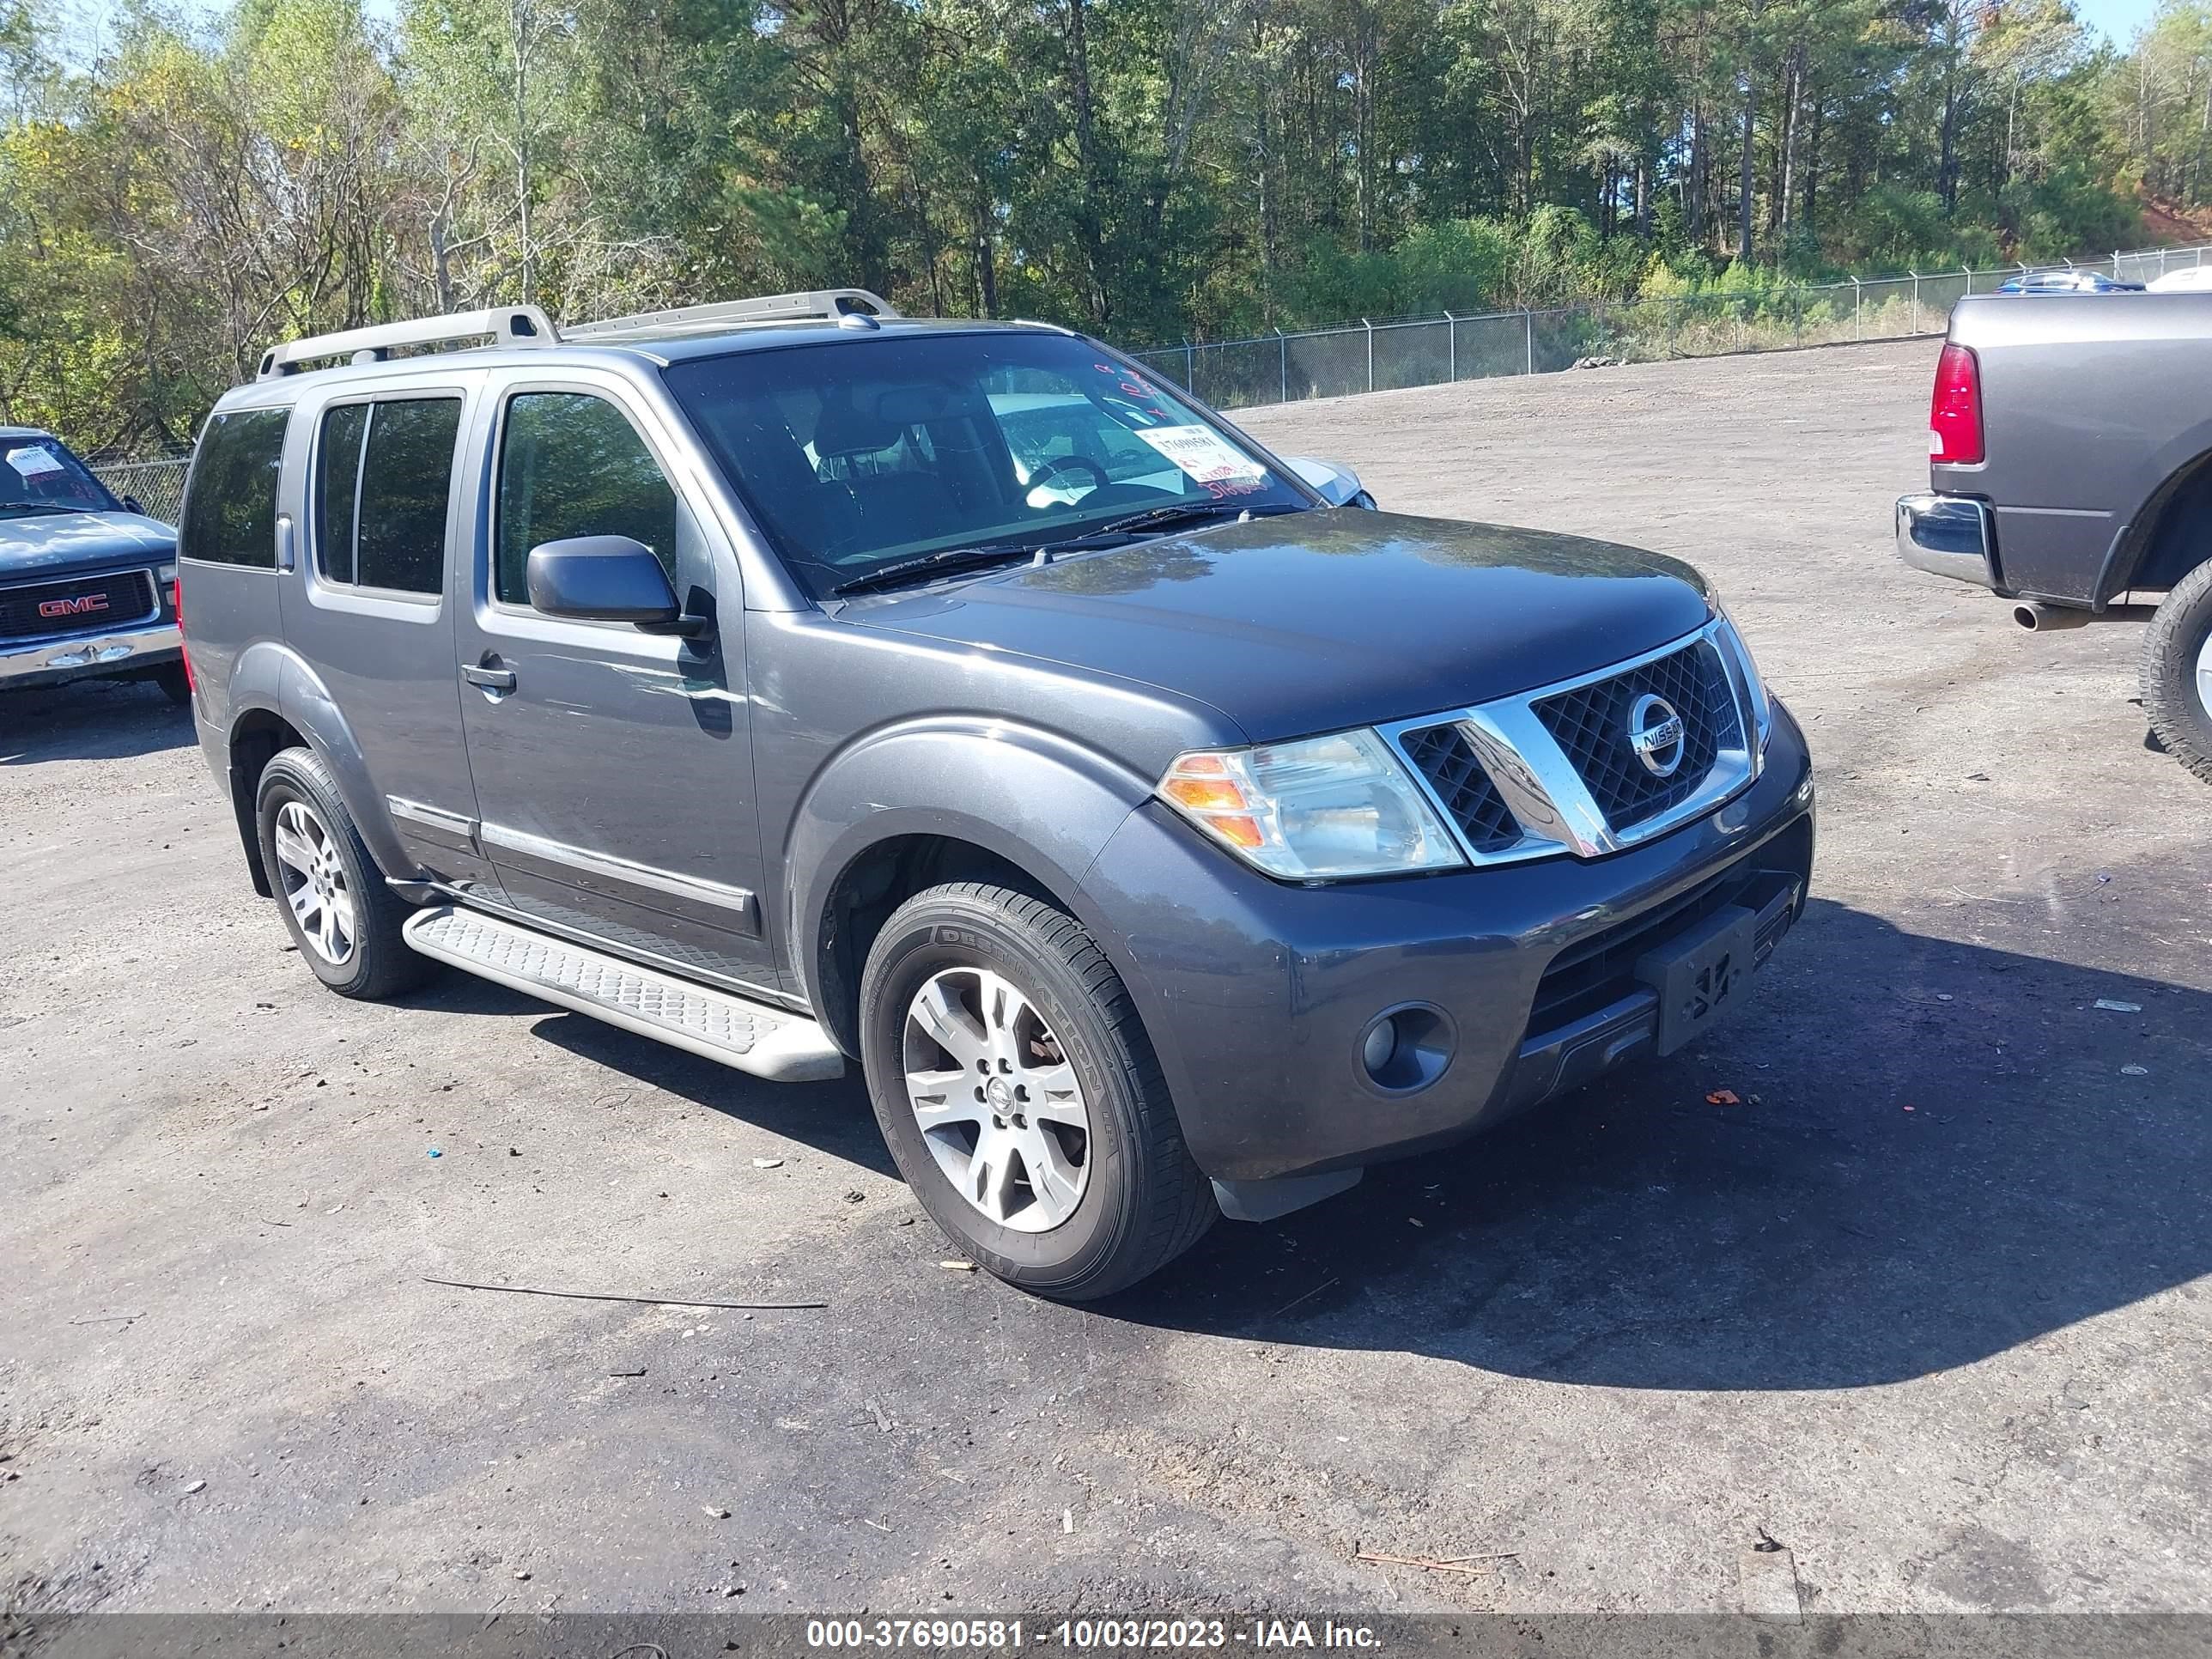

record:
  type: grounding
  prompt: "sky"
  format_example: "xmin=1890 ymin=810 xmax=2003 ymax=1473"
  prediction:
xmin=48 ymin=0 xmax=2181 ymax=71
xmin=2077 ymin=0 xmax=2164 ymax=46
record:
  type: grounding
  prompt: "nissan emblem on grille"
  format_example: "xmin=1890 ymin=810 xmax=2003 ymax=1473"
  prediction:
xmin=1627 ymin=692 xmax=1687 ymax=778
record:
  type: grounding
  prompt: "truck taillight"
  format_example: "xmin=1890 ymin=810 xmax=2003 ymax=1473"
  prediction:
xmin=173 ymin=577 xmax=195 ymax=692
xmin=1929 ymin=343 xmax=1984 ymax=465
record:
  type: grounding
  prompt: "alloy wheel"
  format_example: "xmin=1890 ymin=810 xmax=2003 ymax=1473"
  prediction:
xmin=902 ymin=966 xmax=1091 ymax=1233
xmin=271 ymin=799 xmax=356 ymax=967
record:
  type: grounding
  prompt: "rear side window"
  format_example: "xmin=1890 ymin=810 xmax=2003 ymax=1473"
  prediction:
xmin=315 ymin=398 xmax=460 ymax=596
xmin=495 ymin=392 xmax=678 ymax=605
xmin=315 ymin=404 xmax=369 ymax=582
xmin=180 ymin=408 xmax=289 ymax=568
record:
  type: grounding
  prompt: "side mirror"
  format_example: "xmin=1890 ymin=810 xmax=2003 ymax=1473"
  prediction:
xmin=526 ymin=536 xmax=684 ymax=627
xmin=122 ymin=495 xmax=145 ymax=516
xmin=1283 ymin=456 xmax=1376 ymax=509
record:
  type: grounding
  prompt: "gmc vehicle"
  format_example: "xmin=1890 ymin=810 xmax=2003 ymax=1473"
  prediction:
xmin=1 ymin=426 xmax=185 ymax=702
xmin=1896 ymin=291 xmax=2212 ymax=782
xmin=179 ymin=291 xmax=1814 ymax=1298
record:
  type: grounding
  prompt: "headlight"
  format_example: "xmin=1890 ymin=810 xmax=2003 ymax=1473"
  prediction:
xmin=1157 ymin=728 xmax=1466 ymax=879
xmin=1712 ymin=599 xmax=1774 ymax=753
xmin=157 ymin=560 xmax=178 ymax=585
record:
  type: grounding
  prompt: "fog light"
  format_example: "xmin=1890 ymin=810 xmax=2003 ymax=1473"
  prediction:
xmin=1361 ymin=1018 xmax=1399 ymax=1075
xmin=1357 ymin=1004 xmax=1454 ymax=1093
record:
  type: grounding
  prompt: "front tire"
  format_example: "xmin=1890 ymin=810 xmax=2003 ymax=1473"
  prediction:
xmin=152 ymin=663 xmax=192 ymax=706
xmin=858 ymin=882 xmax=1215 ymax=1299
xmin=254 ymin=747 xmax=434 ymax=999
xmin=2140 ymin=558 xmax=2212 ymax=786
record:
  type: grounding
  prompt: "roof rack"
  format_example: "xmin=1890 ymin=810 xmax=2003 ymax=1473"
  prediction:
xmin=256 ymin=306 xmax=555 ymax=381
xmin=252 ymin=289 xmax=901 ymax=383
xmin=563 ymin=289 xmax=899 ymax=341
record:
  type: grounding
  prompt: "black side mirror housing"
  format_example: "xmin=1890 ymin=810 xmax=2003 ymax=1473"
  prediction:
xmin=525 ymin=536 xmax=685 ymax=628
xmin=122 ymin=495 xmax=145 ymax=516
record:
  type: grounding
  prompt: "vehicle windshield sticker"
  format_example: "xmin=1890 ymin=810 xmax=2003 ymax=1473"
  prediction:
xmin=1131 ymin=425 xmax=1267 ymax=484
xmin=1089 ymin=361 xmax=1172 ymax=422
xmin=6 ymin=446 xmax=64 ymax=479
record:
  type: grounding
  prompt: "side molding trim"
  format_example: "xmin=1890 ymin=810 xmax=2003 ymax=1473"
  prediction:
xmin=479 ymin=820 xmax=759 ymax=931
xmin=386 ymin=796 xmax=482 ymax=855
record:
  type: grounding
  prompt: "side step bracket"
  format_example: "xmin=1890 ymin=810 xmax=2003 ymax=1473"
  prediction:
xmin=402 ymin=906 xmax=845 ymax=1083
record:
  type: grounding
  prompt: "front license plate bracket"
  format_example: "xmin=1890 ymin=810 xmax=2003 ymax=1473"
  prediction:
xmin=1635 ymin=902 xmax=1759 ymax=1057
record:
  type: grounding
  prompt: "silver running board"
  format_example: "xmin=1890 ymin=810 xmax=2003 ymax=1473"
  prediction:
xmin=402 ymin=906 xmax=846 ymax=1083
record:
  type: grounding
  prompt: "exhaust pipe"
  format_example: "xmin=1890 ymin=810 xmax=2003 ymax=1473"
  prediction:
xmin=2013 ymin=602 xmax=2090 ymax=632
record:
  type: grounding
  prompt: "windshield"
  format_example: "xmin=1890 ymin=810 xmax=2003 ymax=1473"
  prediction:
xmin=2 ymin=435 xmax=118 ymax=513
xmin=661 ymin=332 xmax=1312 ymax=597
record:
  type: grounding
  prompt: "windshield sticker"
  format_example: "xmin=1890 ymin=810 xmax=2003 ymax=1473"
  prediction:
xmin=7 ymin=445 xmax=64 ymax=479
xmin=1090 ymin=362 xmax=1172 ymax=422
xmin=1132 ymin=425 xmax=1266 ymax=484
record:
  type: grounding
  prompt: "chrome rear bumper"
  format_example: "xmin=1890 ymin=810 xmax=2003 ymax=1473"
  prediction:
xmin=1896 ymin=494 xmax=1996 ymax=589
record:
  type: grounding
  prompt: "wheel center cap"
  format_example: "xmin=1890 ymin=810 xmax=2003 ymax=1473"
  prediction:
xmin=985 ymin=1077 xmax=1014 ymax=1113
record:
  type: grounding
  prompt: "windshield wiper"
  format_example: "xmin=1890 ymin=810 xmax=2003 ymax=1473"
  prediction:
xmin=830 ymin=501 xmax=1307 ymax=596
xmin=1006 ymin=500 xmax=1310 ymax=564
xmin=1089 ymin=500 xmax=1304 ymax=539
xmin=0 ymin=500 xmax=70 ymax=515
xmin=831 ymin=542 xmax=1036 ymax=597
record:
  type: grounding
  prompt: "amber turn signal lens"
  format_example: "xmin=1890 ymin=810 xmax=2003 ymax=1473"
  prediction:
xmin=1162 ymin=776 xmax=1248 ymax=813
xmin=1212 ymin=815 xmax=1265 ymax=849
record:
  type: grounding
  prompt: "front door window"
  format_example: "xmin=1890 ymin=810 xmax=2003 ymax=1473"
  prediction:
xmin=494 ymin=392 xmax=679 ymax=606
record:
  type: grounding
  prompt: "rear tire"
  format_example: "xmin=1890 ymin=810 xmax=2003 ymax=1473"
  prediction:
xmin=2140 ymin=558 xmax=2212 ymax=786
xmin=858 ymin=882 xmax=1215 ymax=1299
xmin=254 ymin=746 xmax=435 ymax=999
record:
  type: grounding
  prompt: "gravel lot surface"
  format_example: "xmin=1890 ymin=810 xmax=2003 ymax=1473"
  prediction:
xmin=5 ymin=338 xmax=2209 ymax=1626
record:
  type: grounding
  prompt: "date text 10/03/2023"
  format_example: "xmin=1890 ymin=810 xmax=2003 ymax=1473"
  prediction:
xmin=805 ymin=1620 xmax=1385 ymax=1650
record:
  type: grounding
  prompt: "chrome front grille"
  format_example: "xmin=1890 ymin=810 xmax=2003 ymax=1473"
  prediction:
xmin=1531 ymin=637 xmax=1743 ymax=833
xmin=1382 ymin=618 xmax=1765 ymax=867
xmin=1399 ymin=724 xmax=1521 ymax=854
xmin=0 ymin=568 xmax=158 ymax=642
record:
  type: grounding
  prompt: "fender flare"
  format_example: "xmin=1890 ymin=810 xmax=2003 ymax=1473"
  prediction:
xmin=2098 ymin=421 xmax=2212 ymax=603
xmin=223 ymin=640 xmax=416 ymax=885
xmin=783 ymin=716 xmax=1155 ymax=1028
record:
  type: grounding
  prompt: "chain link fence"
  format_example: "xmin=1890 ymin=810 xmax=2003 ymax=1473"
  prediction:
xmin=1131 ymin=240 xmax=2212 ymax=412
xmin=87 ymin=457 xmax=191 ymax=525
xmin=52 ymin=240 xmax=2212 ymax=498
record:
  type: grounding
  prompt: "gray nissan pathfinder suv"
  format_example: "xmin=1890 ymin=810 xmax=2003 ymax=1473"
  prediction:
xmin=178 ymin=290 xmax=1815 ymax=1298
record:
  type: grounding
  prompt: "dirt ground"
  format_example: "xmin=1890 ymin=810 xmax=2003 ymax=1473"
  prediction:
xmin=5 ymin=339 xmax=2210 ymax=1625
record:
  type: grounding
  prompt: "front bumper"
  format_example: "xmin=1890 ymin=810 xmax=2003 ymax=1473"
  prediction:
xmin=1078 ymin=702 xmax=1816 ymax=1188
xmin=1895 ymin=494 xmax=1998 ymax=589
xmin=0 ymin=618 xmax=181 ymax=690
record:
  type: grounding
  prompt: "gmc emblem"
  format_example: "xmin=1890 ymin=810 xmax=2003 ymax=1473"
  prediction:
xmin=38 ymin=594 xmax=108 ymax=618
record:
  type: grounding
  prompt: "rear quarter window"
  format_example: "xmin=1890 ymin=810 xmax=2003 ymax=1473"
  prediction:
xmin=180 ymin=408 xmax=290 ymax=568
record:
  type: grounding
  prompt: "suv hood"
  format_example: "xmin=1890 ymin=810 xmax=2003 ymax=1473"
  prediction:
xmin=840 ymin=508 xmax=1713 ymax=742
xmin=0 ymin=509 xmax=176 ymax=580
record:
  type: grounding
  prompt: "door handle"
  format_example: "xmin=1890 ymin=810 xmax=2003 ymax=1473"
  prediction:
xmin=463 ymin=663 xmax=517 ymax=691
